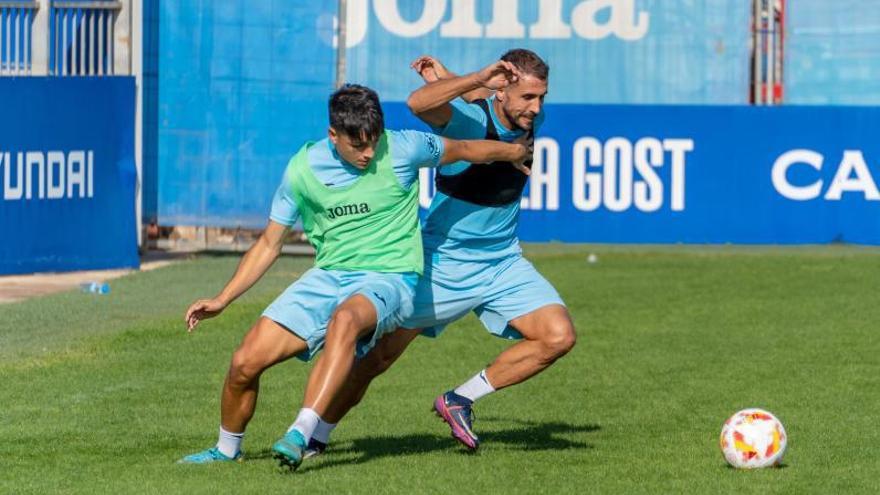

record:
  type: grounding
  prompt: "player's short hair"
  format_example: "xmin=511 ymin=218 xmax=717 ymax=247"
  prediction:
xmin=329 ymin=84 xmax=385 ymax=142
xmin=501 ymin=49 xmax=549 ymax=81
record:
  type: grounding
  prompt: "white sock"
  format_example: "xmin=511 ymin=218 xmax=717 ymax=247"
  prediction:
xmin=287 ymin=408 xmax=322 ymax=443
xmin=216 ymin=426 xmax=243 ymax=458
xmin=454 ymin=369 xmax=496 ymax=403
xmin=312 ymin=419 xmax=337 ymax=444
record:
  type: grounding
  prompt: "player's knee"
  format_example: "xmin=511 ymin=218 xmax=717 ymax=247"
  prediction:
xmin=228 ymin=349 xmax=263 ymax=386
xmin=541 ymin=320 xmax=577 ymax=358
xmin=329 ymin=307 xmax=357 ymax=330
xmin=327 ymin=308 xmax=360 ymax=344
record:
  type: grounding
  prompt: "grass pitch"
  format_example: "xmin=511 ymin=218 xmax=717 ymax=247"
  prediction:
xmin=1 ymin=245 xmax=879 ymax=494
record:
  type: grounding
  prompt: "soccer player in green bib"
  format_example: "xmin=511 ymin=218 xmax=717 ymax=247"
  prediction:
xmin=178 ymin=84 xmax=530 ymax=468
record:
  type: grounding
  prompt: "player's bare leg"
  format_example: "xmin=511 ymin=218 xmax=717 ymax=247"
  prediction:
xmin=179 ymin=317 xmax=309 ymax=464
xmin=324 ymin=329 xmax=419 ymax=421
xmin=484 ymin=304 xmax=576 ymax=388
xmin=298 ymin=328 xmax=419 ymax=457
xmin=221 ymin=317 xmax=310 ymax=432
xmin=271 ymin=294 xmax=381 ymax=470
xmin=434 ymin=304 xmax=576 ymax=449
xmin=301 ymin=295 xmax=379 ymax=413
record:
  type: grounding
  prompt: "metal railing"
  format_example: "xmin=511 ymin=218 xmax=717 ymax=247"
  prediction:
xmin=52 ymin=1 xmax=121 ymax=75
xmin=0 ymin=1 xmax=39 ymax=75
xmin=752 ymin=0 xmax=785 ymax=105
xmin=0 ymin=0 xmax=127 ymax=76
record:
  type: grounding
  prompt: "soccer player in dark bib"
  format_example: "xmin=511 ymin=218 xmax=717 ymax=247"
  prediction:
xmin=309 ymin=50 xmax=577 ymax=454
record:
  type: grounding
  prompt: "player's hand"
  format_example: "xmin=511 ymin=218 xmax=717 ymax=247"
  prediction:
xmin=411 ymin=55 xmax=451 ymax=83
xmin=475 ymin=60 xmax=521 ymax=90
xmin=511 ymin=134 xmax=534 ymax=175
xmin=184 ymin=297 xmax=227 ymax=332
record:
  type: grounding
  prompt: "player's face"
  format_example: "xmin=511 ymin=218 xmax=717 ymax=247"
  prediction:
xmin=498 ymin=74 xmax=548 ymax=131
xmin=329 ymin=128 xmax=379 ymax=169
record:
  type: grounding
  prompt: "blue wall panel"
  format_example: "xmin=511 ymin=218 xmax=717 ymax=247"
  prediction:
xmin=787 ymin=0 xmax=880 ymax=105
xmin=156 ymin=1 xmax=337 ymax=227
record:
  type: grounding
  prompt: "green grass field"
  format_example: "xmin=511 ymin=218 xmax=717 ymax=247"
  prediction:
xmin=2 ymin=245 xmax=879 ymax=494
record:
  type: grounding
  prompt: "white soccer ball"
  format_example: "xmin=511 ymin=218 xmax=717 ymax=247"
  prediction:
xmin=719 ymin=408 xmax=787 ymax=469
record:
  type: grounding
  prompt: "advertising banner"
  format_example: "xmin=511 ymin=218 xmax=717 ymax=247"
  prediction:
xmin=386 ymin=102 xmax=880 ymax=245
xmin=346 ymin=0 xmax=751 ymax=104
xmin=0 ymin=77 xmax=138 ymax=274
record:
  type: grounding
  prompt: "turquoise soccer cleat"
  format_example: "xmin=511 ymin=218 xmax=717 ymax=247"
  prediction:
xmin=177 ymin=446 xmax=241 ymax=464
xmin=271 ymin=429 xmax=307 ymax=471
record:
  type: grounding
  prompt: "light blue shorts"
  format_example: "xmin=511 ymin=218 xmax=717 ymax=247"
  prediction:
xmin=401 ymin=252 xmax=565 ymax=340
xmin=262 ymin=268 xmax=418 ymax=361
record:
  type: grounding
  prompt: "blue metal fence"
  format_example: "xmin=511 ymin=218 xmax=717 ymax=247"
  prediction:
xmin=0 ymin=2 xmax=37 ymax=75
xmin=50 ymin=0 xmax=119 ymax=76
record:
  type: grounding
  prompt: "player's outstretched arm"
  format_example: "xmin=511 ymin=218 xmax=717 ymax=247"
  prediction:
xmin=410 ymin=55 xmax=494 ymax=103
xmin=439 ymin=137 xmax=532 ymax=175
xmin=184 ymin=220 xmax=289 ymax=332
xmin=407 ymin=59 xmax=521 ymax=128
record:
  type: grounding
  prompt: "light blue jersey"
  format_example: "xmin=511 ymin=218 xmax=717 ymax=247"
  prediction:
xmin=399 ymin=97 xmax=562 ymax=338
xmin=424 ymin=97 xmax=544 ymax=262
xmin=269 ymin=129 xmax=444 ymax=226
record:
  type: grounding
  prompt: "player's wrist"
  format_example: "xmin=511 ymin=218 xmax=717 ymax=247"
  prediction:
xmin=505 ymin=143 xmax=526 ymax=161
xmin=214 ymin=294 xmax=232 ymax=308
xmin=467 ymin=71 xmax=489 ymax=90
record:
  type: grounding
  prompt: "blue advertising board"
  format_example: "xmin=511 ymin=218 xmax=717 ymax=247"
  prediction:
xmin=386 ymin=102 xmax=880 ymax=245
xmin=345 ymin=0 xmax=752 ymax=104
xmin=0 ymin=77 xmax=138 ymax=274
xmin=147 ymin=1 xmax=880 ymax=244
xmin=150 ymin=1 xmax=753 ymax=228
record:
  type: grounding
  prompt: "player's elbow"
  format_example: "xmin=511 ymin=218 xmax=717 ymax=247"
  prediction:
xmin=256 ymin=231 xmax=285 ymax=257
xmin=406 ymin=91 xmax=428 ymax=117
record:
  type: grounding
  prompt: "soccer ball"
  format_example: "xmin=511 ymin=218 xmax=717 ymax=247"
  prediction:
xmin=719 ymin=408 xmax=787 ymax=469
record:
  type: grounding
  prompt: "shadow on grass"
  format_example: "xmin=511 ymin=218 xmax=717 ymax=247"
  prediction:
xmin=723 ymin=462 xmax=789 ymax=470
xmin=249 ymin=418 xmax=600 ymax=471
xmin=197 ymin=249 xmax=312 ymax=259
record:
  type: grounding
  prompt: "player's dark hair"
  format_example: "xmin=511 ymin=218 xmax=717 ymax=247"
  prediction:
xmin=329 ymin=84 xmax=385 ymax=142
xmin=501 ymin=49 xmax=549 ymax=81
